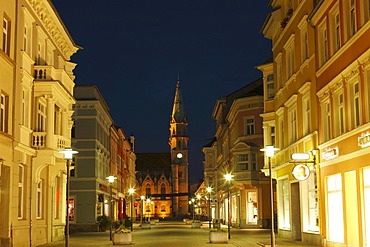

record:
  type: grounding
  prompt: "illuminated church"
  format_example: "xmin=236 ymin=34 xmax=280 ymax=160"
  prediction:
xmin=135 ymin=80 xmax=189 ymax=218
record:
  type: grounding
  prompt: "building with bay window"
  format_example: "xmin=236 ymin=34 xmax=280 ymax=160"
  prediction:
xmin=0 ymin=0 xmax=80 ymax=246
xmin=203 ymin=78 xmax=271 ymax=229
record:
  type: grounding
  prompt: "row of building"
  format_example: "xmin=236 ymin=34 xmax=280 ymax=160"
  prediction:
xmin=200 ymin=1 xmax=370 ymax=247
xmin=0 ymin=0 xmax=190 ymax=246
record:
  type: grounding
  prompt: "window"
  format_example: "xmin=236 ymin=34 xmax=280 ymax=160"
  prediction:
xmin=302 ymin=169 xmax=319 ymax=232
xmin=363 ymin=168 xmax=370 ymax=246
xmin=337 ymin=93 xmax=345 ymax=135
xmin=18 ymin=165 xmax=25 ymax=219
xmin=251 ymin=153 xmax=257 ymax=170
xmin=324 ymin=102 xmax=332 ymax=141
xmin=279 ymin=178 xmax=290 ymax=229
xmin=271 ymin=126 xmax=275 ymax=147
xmin=0 ymin=93 xmax=8 ymax=133
xmin=327 ymin=174 xmax=344 ymax=242
xmin=285 ymin=37 xmax=295 ymax=79
xmin=2 ymin=17 xmax=10 ymax=55
xmin=23 ymin=27 xmax=27 ymax=52
xmin=266 ymin=74 xmax=274 ymax=100
xmin=352 ymin=82 xmax=361 ymax=128
xmin=288 ymin=107 xmax=297 ymax=143
xmin=331 ymin=11 xmax=341 ymax=53
xmin=245 ymin=117 xmax=255 ymax=135
xmin=319 ymin=23 xmax=329 ymax=67
xmin=275 ymin=54 xmax=282 ymax=89
xmin=279 ymin=117 xmax=284 ymax=149
xmin=349 ymin=0 xmax=357 ymax=37
xmin=302 ymin=95 xmax=311 ymax=136
xmin=22 ymin=90 xmax=26 ymax=125
xmin=301 ymin=28 xmax=308 ymax=63
xmin=37 ymin=101 xmax=46 ymax=132
xmin=161 ymin=184 xmax=166 ymax=199
xmin=55 ymin=176 xmax=61 ymax=219
xmin=146 ymin=184 xmax=151 ymax=196
xmin=236 ymin=154 xmax=248 ymax=171
xmin=37 ymin=179 xmax=43 ymax=219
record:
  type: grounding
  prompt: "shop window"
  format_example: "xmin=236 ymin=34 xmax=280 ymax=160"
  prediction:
xmin=278 ymin=178 xmax=290 ymax=229
xmin=327 ymin=174 xmax=344 ymax=243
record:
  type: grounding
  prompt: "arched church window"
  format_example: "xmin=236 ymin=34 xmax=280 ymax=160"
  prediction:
xmin=146 ymin=184 xmax=151 ymax=196
xmin=161 ymin=184 xmax=166 ymax=199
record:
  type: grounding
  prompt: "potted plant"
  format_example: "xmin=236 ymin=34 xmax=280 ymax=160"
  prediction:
xmin=209 ymin=227 xmax=228 ymax=244
xmin=191 ymin=219 xmax=201 ymax=228
xmin=97 ymin=215 xmax=111 ymax=232
xmin=112 ymin=224 xmax=132 ymax=245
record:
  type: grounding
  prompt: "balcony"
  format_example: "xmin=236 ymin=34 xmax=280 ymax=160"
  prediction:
xmin=32 ymin=132 xmax=71 ymax=150
xmin=33 ymin=65 xmax=75 ymax=94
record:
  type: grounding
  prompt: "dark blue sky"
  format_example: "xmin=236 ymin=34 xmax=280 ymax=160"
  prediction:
xmin=52 ymin=0 xmax=272 ymax=183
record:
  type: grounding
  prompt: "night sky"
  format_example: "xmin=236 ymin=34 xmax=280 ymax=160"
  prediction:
xmin=52 ymin=0 xmax=272 ymax=183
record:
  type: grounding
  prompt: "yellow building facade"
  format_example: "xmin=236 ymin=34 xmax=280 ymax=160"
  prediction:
xmin=0 ymin=0 xmax=79 ymax=246
xmin=311 ymin=0 xmax=370 ymax=246
xmin=261 ymin=0 xmax=370 ymax=246
xmin=260 ymin=0 xmax=321 ymax=245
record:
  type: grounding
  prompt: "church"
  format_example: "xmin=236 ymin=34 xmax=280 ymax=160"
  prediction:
xmin=135 ymin=80 xmax=189 ymax=219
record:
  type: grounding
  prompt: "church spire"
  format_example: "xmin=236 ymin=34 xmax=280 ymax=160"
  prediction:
xmin=171 ymin=79 xmax=187 ymax=123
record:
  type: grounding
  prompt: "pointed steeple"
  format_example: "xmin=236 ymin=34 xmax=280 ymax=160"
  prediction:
xmin=171 ymin=79 xmax=187 ymax=123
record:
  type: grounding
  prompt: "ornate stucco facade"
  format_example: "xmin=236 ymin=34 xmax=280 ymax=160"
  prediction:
xmin=260 ymin=0 xmax=370 ymax=246
xmin=0 ymin=0 xmax=79 ymax=246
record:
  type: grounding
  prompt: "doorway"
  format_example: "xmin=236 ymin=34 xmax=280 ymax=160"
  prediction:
xmin=291 ymin=182 xmax=301 ymax=240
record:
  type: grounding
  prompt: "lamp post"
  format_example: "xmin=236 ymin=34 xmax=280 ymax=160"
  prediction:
xmin=261 ymin=146 xmax=279 ymax=247
xmin=128 ymin=188 xmax=135 ymax=231
xmin=224 ymin=173 xmax=233 ymax=239
xmin=59 ymin=148 xmax=78 ymax=247
xmin=206 ymin=187 xmax=212 ymax=229
xmin=107 ymin=175 xmax=115 ymax=241
xmin=191 ymin=198 xmax=195 ymax=220
xmin=146 ymin=198 xmax=151 ymax=222
xmin=140 ymin=195 xmax=145 ymax=226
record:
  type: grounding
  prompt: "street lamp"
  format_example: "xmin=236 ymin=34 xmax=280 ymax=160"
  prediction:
xmin=107 ymin=175 xmax=116 ymax=241
xmin=191 ymin=198 xmax=195 ymax=220
xmin=261 ymin=145 xmax=279 ymax=247
xmin=206 ymin=187 xmax=212 ymax=229
xmin=146 ymin=198 xmax=151 ymax=221
xmin=128 ymin=188 xmax=135 ymax=231
xmin=59 ymin=148 xmax=78 ymax=247
xmin=140 ymin=195 xmax=145 ymax=226
xmin=224 ymin=173 xmax=233 ymax=239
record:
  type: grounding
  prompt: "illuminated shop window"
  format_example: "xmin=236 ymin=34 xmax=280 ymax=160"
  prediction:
xmin=364 ymin=168 xmax=370 ymax=246
xmin=327 ymin=174 xmax=344 ymax=243
xmin=278 ymin=178 xmax=290 ymax=229
xmin=302 ymin=169 xmax=319 ymax=232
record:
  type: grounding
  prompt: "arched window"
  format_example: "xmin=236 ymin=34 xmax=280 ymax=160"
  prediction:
xmin=161 ymin=184 xmax=166 ymax=199
xmin=146 ymin=184 xmax=151 ymax=196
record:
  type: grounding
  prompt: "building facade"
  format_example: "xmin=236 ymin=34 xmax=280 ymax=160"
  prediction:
xmin=260 ymin=0 xmax=321 ymax=245
xmin=260 ymin=0 xmax=370 ymax=246
xmin=203 ymin=78 xmax=272 ymax=229
xmin=0 ymin=0 xmax=80 ymax=246
xmin=311 ymin=0 xmax=370 ymax=246
xmin=71 ymin=85 xmax=136 ymax=232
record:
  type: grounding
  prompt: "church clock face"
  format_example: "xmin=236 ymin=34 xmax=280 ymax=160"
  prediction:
xmin=177 ymin=153 xmax=183 ymax=159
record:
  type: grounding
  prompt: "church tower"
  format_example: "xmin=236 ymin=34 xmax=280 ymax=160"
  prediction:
xmin=169 ymin=79 xmax=189 ymax=217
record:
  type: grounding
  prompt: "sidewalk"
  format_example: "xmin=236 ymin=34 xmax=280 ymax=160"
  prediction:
xmin=39 ymin=221 xmax=316 ymax=247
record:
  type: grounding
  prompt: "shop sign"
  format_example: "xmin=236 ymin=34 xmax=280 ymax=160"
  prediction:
xmin=292 ymin=164 xmax=310 ymax=181
xmin=322 ymin=148 xmax=338 ymax=160
xmin=358 ymin=132 xmax=370 ymax=148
